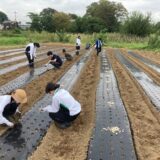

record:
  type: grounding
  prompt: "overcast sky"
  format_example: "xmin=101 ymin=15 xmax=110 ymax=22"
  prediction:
xmin=0 ymin=0 xmax=159 ymax=24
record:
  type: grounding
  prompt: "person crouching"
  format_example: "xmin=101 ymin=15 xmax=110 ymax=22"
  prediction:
xmin=0 ymin=89 xmax=27 ymax=127
xmin=41 ymin=82 xmax=81 ymax=129
xmin=46 ymin=51 xmax=63 ymax=69
xmin=62 ymin=49 xmax=73 ymax=61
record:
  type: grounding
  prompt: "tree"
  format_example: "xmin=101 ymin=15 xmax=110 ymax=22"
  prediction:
xmin=122 ymin=11 xmax=151 ymax=37
xmin=40 ymin=8 xmax=57 ymax=16
xmin=28 ymin=12 xmax=42 ymax=32
xmin=71 ymin=16 xmax=106 ymax=33
xmin=69 ymin=13 xmax=78 ymax=20
xmin=40 ymin=8 xmax=57 ymax=32
xmin=53 ymin=12 xmax=71 ymax=31
xmin=0 ymin=11 xmax=8 ymax=24
xmin=85 ymin=0 xmax=127 ymax=32
xmin=155 ymin=22 xmax=160 ymax=32
xmin=83 ymin=16 xmax=106 ymax=33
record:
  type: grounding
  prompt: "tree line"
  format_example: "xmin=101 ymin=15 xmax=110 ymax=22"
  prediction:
xmin=0 ymin=0 xmax=160 ymax=37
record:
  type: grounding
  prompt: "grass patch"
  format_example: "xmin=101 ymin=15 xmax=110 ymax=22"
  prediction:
xmin=0 ymin=37 xmax=27 ymax=46
xmin=106 ymin=41 xmax=148 ymax=50
xmin=0 ymin=31 xmax=159 ymax=52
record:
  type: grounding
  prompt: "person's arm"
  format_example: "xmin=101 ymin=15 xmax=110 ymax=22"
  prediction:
xmin=42 ymin=96 xmax=60 ymax=113
xmin=0 ymin=114 xmax=14 ymax=127
xmin=33 ymin=47 xmax=37 ymax=58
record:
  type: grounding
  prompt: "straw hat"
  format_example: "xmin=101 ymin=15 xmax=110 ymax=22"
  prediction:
xmin=11 ymin=89 xmax=27 ymax=104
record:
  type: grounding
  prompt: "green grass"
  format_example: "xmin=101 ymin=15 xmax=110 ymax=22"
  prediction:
xmin=0 ymin=30 xmax=159 ymax=52
xmin=106 ymin=41 xmax=148 ymax=50
xmin=0 ymin=37 xmax=27 ymax=46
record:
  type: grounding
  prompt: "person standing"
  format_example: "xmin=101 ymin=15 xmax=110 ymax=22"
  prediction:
xmin=25 ymin=42 xmax=40 ymax=68
xmin=75 ymin=36 xmax=81 ymax=55
xmin=41 ymin=82 xmax=81 ymax=129
xmin=46 ymin=51 xmax=63 ymax=69
xmin=95 ymin=38 xmax=102 ymax=56
xmin=0 ymin=89 xmax=27 ymax=127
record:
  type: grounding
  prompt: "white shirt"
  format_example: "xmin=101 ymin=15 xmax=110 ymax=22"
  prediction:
xmin=76 ymin=38 xmax=81 ymax=46
xmin=26 ymin=43 xmax=37 ymax=60
xmin=0 ymin=95 xmax=14 ymax=126
xmin=43 ymin=89 xmax=81 ymax=116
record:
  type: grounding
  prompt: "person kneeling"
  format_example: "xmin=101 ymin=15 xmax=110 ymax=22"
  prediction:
xmin=46 ymin=51 xmax=63 ymax=69
xmin=41 ymin=82 xmax=81 ymax=129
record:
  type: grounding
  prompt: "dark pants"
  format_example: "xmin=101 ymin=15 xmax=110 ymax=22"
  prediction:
xmin=49 ymin=106 xmax=80 ymax=124
xmin=50 ymin=62 xmax=62 ymax=68
xmin=65 ymin=54 xmax=73 ymax=61
xmin=25 ymin=52 xmax=34 ymax=68
xmin=76 ymin=46 xmax=80 ymax=55
xmin=96 ymin=47 xmax=101 ymax=56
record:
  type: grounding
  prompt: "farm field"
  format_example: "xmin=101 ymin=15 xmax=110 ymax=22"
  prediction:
xmin=0 ymin=44 xmax=160 ymax=160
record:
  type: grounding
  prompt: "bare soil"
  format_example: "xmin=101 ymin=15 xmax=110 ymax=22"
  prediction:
xmin=120 ymin=48 xmax=160 ymax=85
xmin=1 ymin=46 xmax=160 ymax=160
xmin=108 ymin=48 xmax=160 ymax=160
xmin=0 ymin=47 xmax=74 ymax=86
xmin=0 ymin=50 xmax=84 ymax=135
xmin=131 ymin=49 xmax=160 ymax=65
xmin=28 ymin=52 xmax=100 ymax=160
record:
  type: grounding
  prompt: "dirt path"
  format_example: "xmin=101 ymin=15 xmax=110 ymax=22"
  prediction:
xmin=28 ymin=52 xmax=100 ymax=160
xmin=108 ymin=48 xmax=160 ymax=160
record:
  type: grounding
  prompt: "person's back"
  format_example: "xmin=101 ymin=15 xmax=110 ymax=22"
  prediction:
xmin=54 ymin=89 xmax=81 ymax=116
xmin=51 ymin=54 xmax=63 ymax=64
xmin=25 ymin=42 xmax=40 ymax=67
xmin=65 ymin=53 xmax=72 ymax=61
xmin=95 ymin=38 xmax=102 ymax=56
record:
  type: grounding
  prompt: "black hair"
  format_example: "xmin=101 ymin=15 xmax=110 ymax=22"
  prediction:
xmin=34 ymin=43 xmax=40 ymax=48
xmin=45 ymin=82 xmax=60 ymax=93
xmin=62 ymin=48 xmax=66 ymax=52
xmin=47 ymin=51 xmax=53 ymax=56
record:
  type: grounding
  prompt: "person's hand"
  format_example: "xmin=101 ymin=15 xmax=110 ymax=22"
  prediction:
xmin=8 ymin=123 xmax=14 ymax=128
xmin=15 ymin=112 xmax=22 ymax=120
xmin=39 ymin=108 xmax=44 ymax=112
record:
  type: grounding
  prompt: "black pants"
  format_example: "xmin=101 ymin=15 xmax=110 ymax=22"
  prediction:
xmin=49 ymin=106 xmax=80 ymax=124
xmin=76 ymin=46 xmax=80 ymax=55
xmin=25 ymin=52 xmax=34 ymax=68
xmin=96 ymin=47 xmax=101 ymax=56
xmin=65 ymin=54 xmax=72 ymax=61
xmin=50 ymin=61 xmax=62 ymax=68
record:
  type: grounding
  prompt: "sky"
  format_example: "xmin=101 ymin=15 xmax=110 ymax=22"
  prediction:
xmin=0 ymin=0 xmax=159 ymax=24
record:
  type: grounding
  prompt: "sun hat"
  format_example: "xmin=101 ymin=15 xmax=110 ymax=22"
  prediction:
xmin=11 ymin=89 xmax=27 ymax=104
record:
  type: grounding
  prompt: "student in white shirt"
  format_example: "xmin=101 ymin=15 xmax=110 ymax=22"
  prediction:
xmin=0 ymin=89 xmax=27 ymax=127
xmin=25 ymin=42 xmax=40 ymax=68
xmin=41 ymin=82 xmax=81 ymax=129
xmin=75 ymin=36 xmax=81 ymax=55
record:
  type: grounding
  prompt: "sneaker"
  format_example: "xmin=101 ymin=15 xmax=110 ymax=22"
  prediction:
xmin=54 ymin=122 xmax=71 ymax=129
